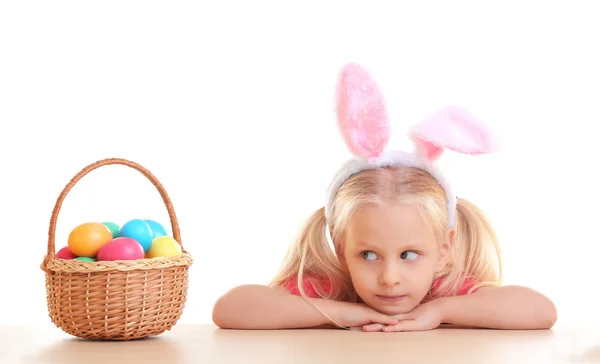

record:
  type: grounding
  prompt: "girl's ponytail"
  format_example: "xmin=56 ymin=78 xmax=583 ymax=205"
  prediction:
xmin=434 ymin=198 xmax=503 ymax=297
xmin=269 ymin=207 xmax=353 ymax=302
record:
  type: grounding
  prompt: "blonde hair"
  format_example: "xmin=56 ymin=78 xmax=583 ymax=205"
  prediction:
xmin=269 ymin=165 xmax=503 ymax=303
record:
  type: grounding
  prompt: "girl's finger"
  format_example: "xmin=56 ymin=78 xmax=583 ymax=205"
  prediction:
xmin=362 ymin=323 xmax=385 ymax=332
xmin=383 ymin=320 xmax=421 ymax=332
xmin=373 ymin=313 xmax=399 ymax=325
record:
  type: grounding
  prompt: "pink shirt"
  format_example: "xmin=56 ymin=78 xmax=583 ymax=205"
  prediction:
xmin=283 ymin=275 xmax=479 ymax=299
xmin=283 ymin=275 xmax=333 ymax=297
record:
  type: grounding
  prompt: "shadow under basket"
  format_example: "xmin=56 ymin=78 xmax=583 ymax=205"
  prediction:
xmin=40 ymin=158 xmax=194 ymax=341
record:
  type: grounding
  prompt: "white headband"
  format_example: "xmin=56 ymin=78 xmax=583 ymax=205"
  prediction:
xmin=324 ymin=150 xmax=457 ymax=226
xmin=324 ymin=63 xmax=499 ymax=228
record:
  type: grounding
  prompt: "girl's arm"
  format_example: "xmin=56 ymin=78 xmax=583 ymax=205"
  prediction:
xmin=438 ymin=285 xmax=557 ymax=330
xmin=361 ymin=285 xmax=556 ymax=332
xmin=212 ymin=284 xmax=399 ymax=329
xmin=212 ymin=284 xmax=334 ymax=329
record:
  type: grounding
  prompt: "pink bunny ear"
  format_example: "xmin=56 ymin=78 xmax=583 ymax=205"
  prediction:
xmin=408 ymin=106 xmax=499 ymax=162
xmin=335 ymin=63 xmax=390 ymax=159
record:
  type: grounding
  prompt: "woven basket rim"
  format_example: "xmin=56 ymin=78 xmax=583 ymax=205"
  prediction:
xmin=42 ymin=251 xmax=194 ymax=273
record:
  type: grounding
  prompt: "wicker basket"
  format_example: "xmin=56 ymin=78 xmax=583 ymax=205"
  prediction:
xmin=40 ymin=158 xmax=194 ymax=341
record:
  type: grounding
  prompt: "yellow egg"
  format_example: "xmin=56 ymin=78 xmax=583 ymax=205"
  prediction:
xmin=146 ymin=236 xmax=182 ymax=258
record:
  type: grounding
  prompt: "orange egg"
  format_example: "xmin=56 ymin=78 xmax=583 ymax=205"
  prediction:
xmin=68 ymin=222 xmax=113 ymax=257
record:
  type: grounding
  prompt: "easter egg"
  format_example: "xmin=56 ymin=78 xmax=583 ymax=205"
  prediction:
xmin=68 ymin=222 xmax=113 ymax=257
xmin=97 ymin=237 xmax=145 ymax=261
xmin=102 ymin=221 xmax=120 ymax=238
xmin=56 ymin=246 xmax=77 ymax=260
xmin=75 ymin=257 xmax=96 ymax=262
xmin=118 ymin=219 xmax=153 ymax=252
xmin=144 ymin=219 xmax=167 ymax=239
xmin=146 ymin=236 xmax=182 ymax=258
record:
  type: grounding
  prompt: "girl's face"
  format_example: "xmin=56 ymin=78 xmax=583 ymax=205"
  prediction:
xmin=339 ymin=202 xmax=451 ymax=316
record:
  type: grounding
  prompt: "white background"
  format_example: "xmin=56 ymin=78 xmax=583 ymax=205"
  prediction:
xmin=1 ymin=1 xmax=598 ymax=329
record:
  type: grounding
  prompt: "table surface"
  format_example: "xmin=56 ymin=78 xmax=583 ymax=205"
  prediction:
xmin=1 ymin=323 xmax=599 ymax=364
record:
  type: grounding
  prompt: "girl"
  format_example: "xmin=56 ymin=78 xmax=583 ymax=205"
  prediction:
xmin=212 ymin=63 xmax=557 ymax=332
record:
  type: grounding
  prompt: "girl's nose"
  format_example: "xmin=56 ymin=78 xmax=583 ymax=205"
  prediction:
xmin=379 ymin=264 xmax=401 ymax=287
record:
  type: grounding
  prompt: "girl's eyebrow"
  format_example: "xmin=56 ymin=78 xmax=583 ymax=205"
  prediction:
xmin=354 ymin=240 xmax=426 ymax=251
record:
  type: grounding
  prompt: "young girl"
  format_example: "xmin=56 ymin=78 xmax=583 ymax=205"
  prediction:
xmin=212 ymin=63 xmax=557 ymax=332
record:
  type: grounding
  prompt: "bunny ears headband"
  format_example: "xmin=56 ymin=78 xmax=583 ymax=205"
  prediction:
xmin=324 ymin=63 xmax=499 ymax=227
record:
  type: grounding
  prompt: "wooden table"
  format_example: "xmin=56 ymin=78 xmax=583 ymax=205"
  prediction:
xmin=1 ymin=324 xmax=599 ymax=363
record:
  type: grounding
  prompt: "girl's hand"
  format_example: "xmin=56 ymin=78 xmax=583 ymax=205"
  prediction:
xmin=320 ymin=301 xmax=399 ymax=329
xmin=358 ymin=299 xmax=443 ymax=332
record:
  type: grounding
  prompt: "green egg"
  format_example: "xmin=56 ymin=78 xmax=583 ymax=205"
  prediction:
xmin=75 ymin=257 xmax=96 ymax=262
xmin=102 ymin=222 xmax=120 ymax=238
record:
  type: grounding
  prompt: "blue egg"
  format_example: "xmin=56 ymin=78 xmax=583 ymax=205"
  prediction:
xmin=144 ymin=219 xmax=168 ymax=239
xmin=119 ymin=219 xmax=153 ymax=252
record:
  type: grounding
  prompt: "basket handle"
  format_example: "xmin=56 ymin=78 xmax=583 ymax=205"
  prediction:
xmin=46 ymin=158 xmax=182 ymax=256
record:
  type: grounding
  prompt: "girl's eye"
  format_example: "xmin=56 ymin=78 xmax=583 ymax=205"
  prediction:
xmin=400 ymin=251 xmax=419 ymax=261
xmin=360 ymin=251 xmax=377 ymax=261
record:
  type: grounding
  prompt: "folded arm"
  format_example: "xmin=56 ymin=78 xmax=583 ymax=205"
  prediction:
xmin=212 ymin=283 xmax=400 ymax=330
xmin=362 ymin=285 xmax=557 ymax=332
xmin=438 ymin=285 xmax=557 ymax=330
xmin=212 ymin=284 xmax=334 ymax=329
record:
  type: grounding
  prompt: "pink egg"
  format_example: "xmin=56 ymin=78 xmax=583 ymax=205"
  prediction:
xmin=56 ymin=246 xmax=77 ymax=260
xmin=97 ymin=237 xmax=145 ymax=261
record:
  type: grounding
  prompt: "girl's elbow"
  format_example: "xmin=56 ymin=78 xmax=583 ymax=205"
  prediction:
xmin=211 ymin=297 xmax=230 ymax=328
xmin=514 ymin=286 xmax=557 ymax=329
xmin=532 ymin=294 xmax=557 ymax=329
xmin=212 ymin=285 xmax=258 ymax=329
xmin=540 ymin=299 xmax=558 ymax=329
xmin=212 ymin=290 xmax=242 ymax=329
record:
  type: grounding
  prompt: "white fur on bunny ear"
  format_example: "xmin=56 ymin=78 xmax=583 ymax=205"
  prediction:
xmin=335 ymin=63 xmax=390 ymax=159
xmin=408 ymin=106 xmax=499 ymax=162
